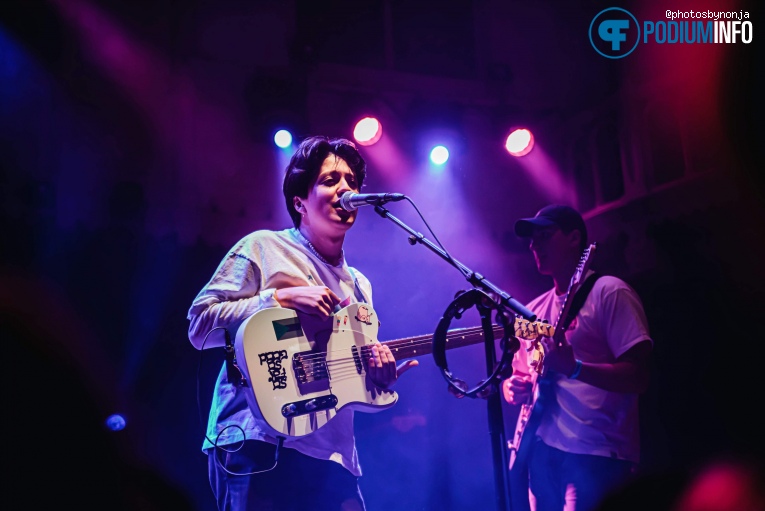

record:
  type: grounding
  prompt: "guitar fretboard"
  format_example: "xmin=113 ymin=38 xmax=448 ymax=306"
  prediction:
xmin=379 ymin=320 xmax=554 ymax=360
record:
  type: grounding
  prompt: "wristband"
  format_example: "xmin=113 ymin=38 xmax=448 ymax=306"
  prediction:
xmin=569 ymin=359 xmax=583 ymax=379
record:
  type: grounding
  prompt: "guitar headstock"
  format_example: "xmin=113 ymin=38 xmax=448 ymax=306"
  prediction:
xmin=551 ymin=242 xmax=598 ymax=331
xmin=514 ymin=318 xmax=555 ymax=340
xmin=569 ymin=242 xmax=598 ymax=293
xmin=512 ymin=318 xmax=558 ymax=376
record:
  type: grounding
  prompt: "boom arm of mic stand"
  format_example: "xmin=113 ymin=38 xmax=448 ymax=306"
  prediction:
xmin=373 ymin=205 xmax=536 ymax=322
xmin=375 ymin=204 xmax=518 ymax=511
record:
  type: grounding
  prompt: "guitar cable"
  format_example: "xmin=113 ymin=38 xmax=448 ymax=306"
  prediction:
xmin=198 ymin=326 xmax=285 ymax=476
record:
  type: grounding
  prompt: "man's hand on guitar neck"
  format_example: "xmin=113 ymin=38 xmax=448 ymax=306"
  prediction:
xmin=367 ymin=343 xmax=419 ymax=389
xmin=274 ymin=286 xmax=341 ymax=318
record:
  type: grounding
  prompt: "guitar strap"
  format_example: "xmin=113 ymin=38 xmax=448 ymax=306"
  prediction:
xmin=331 ymin=267 xmax=369 ymax=314
xmin=558 ymin=271 xmax=603 ymax=334
xmin=347 ymin=267 xmax=369 ymax=304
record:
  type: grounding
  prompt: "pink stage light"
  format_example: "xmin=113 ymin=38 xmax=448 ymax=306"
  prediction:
xmin=505 ymin=128 xmax=534 ymax=157
xmin=353 ymin=117 xmax=382 ymax=146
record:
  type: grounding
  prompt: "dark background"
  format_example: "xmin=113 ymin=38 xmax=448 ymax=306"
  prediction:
xmin=1 ymin=0 xmax=762 ymax=509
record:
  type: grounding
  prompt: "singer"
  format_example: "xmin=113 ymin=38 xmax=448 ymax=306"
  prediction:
xmin=187 ymin=135 xmax=418 ymax=511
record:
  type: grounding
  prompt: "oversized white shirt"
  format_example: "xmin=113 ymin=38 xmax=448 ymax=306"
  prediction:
xmin=514 ymin=273 xmax=652 ymax=463
xmin=187 ymin=227 xmax=373 ymax=476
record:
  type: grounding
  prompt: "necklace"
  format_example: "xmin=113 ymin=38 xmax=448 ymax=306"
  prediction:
xmin=305 ymin=238 xmax=330 ymax=265
xmin=296 ymin=230 xmax=343 ymax=267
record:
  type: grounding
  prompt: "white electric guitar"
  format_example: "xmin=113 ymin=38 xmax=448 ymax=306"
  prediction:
xmin=234 ymin=303 xmax=554 ymax=438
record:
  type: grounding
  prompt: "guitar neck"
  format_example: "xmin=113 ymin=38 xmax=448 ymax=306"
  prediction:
xmin=383 ymin=319 xmax=554 ymax=360
xmin=553 ymin=243 xmax=598 ymax=335
xmin=382 ymin=324 xmax=500 ymax=359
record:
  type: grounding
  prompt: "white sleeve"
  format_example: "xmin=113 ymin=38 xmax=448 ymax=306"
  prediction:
xmin=598 ymin=280 xmax=652 ymax=358
xmin=187 ymin=250 xmax=280 ymax=350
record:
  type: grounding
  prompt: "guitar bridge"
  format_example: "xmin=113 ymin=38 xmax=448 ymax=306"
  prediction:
xmin=293 ymin=352 xmax=329 ymax=383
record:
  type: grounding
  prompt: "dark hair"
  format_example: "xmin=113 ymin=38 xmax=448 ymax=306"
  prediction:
xmin=282 ymin=136 xmax=367 ymax=228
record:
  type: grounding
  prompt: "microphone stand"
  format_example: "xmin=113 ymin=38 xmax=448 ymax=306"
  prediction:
xmin=373 ymin=205 xmax=535 ymax=511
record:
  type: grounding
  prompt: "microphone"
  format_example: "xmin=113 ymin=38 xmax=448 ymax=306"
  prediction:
xmin=339 ymin=192 xmax=406 ymax=211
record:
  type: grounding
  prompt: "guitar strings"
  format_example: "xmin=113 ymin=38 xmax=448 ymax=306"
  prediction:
xmin=292 ymin=320 xmax=552 ymax=365
xmin=293 ymin=324 xmax=495 ymax=365
xmin=291 ymin=321 xmax=552 ymax=366
xmin=289 ymin=322 xmax=554 ymax=384
xmin=292 ymin=325 xmax=496 ymax=382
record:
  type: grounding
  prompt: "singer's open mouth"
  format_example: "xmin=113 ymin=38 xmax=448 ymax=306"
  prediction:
xmin=336 ymin=209 xmax=352 ymax=222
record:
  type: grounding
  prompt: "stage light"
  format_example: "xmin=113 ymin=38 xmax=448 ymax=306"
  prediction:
xmin=105 ymin=414 xmax=127 ymax=431
xmin=430 ymin=145 xmax=449 ymax=165
xmin=274 ymin=129 xmax=293 ymax=148
xmin=505 ymin=128 xmax=534 ymax=156
xmin=353 ymin=117 xmax=382 ymax=146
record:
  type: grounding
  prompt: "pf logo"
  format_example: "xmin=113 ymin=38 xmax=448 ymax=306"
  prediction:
xmin=589 ymin=7 xmax=640 ymax=59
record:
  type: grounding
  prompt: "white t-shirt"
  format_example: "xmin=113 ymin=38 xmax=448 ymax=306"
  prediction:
xmin=187 ymin=227 xmax=373 ymax=476
xmin=514 ymin=273 xmax=652 ymax=463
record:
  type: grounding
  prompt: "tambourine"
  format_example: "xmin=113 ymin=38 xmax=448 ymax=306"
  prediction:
xmin=432 ymin=288 xmax=520 ymax=398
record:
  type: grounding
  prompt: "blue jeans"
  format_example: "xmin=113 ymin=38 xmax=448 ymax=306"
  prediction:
xmin=208 ymin=440 xmax=366 ymax=511
xmin=528 ymin=438 xmax=637 ymax=511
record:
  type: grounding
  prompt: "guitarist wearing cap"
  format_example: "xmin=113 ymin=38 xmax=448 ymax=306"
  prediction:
xmin=502 ymin=205 xmax=653 ymax=511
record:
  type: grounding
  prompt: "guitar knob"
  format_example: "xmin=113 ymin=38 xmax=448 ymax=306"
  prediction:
xmin=282 ymin=403 xmax=297 ymax=417
xmin=305 ymin=399 xmax=318 ymax=411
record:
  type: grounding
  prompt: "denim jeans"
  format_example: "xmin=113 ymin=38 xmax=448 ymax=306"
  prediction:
xmin=528 ymin=438 xmax=638 ymax=511
xmin=207 ymin=440 xmax=365 ymax=511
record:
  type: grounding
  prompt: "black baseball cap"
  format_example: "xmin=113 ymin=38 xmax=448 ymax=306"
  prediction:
xmin=514 ymin=204 xmax=588 ymax=241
